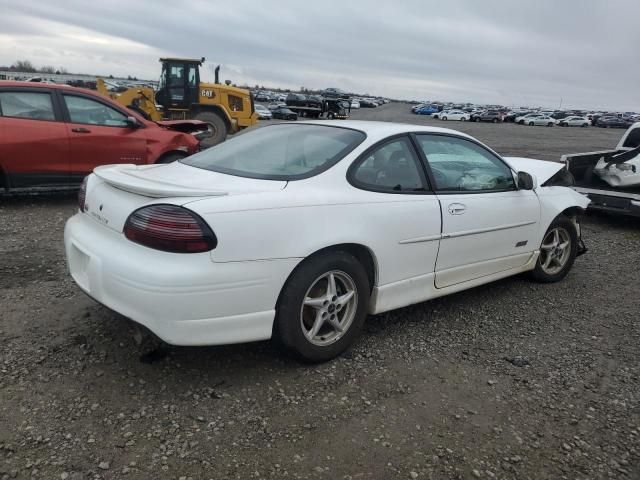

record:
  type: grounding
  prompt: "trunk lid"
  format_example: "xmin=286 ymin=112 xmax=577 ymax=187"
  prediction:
xmin=85 ymin=163 xmax=286 ymax=233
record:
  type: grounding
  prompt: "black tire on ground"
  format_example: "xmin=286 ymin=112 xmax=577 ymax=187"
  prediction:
xmin=492 ymin=118 xmax=498 ymax=123
xmin=547 ymin=122 xmax=554 ymax=127
xmin=530 ymin=215 xmax=578 ymax=283
xmin=460 ymin=117 xmax=466 ymax=121
xmin=156 ymin=152 xmax=186 ymax=164
xmin=327 ymin=112 xmax=335 ymax=119
xmin=475 ymin=117 xmax=481 ymax=122
xmin=274 ymin=250 xmax=370 ymax=362
xmin=529 ymin=121 xmax=535 ymax=126
xmin=442 ymin=116 xmax=447 ymax=121
xmin=193 ymin=111 xmax=228 ymax=148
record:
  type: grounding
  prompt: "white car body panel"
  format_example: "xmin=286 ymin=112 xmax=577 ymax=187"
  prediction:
xmin=64 ymin=121 xmax=589 ymax=347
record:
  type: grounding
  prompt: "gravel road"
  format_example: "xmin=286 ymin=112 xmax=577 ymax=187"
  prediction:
xmin=1 ymin=103 xmax=639 ymax=479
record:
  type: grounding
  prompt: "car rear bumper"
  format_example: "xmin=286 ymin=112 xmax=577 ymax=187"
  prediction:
xmin=64 ymin=213 xmax=301 ymax=346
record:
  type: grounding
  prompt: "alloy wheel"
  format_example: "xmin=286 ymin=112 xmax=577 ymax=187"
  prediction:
xmin=539 ymin=227 xmax=571 ymax=275
xmin=300 ymin=270 xmax=358 ymax=346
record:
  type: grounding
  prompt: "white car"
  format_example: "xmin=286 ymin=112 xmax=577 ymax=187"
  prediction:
xmin=516 ymin=113 xmax=544 ymax=124
xmin=65 ymin=121 xmax=589 ymax=362
xmin=525 ymin=115 xmax=557 ymax=127
xmin=559 ymin=116 xmax=589 ymax=127
xmin=440 ymin=110 xmax=470 ymax=121
xmin=254 ymin=104 xmax=272 ymax=120
xmin=351 ymin=99 xmax=361 ymax=109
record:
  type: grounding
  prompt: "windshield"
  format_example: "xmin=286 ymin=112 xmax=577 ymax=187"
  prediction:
xmin=182 ymin=124 xmax=366 ymax=180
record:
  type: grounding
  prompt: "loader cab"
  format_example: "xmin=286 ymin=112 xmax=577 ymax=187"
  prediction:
xmin=155 ymin=58 xmax=202 ymax=110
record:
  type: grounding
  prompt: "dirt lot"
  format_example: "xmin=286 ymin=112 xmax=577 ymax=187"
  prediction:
xmin=1 ymin=103 xmax=639 ymax=480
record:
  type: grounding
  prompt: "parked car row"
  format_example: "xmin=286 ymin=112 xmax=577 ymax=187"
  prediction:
xmin=411 ymin=102 xmax=639 ymax=129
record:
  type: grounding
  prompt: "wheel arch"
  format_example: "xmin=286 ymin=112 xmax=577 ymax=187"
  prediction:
xmin=282 ymin=243 xmax=378 ymax=298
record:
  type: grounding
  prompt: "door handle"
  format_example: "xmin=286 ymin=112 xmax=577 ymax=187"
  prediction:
xmin=71 ymin=127 xmax=91 ymax=133
xmin=448 ymin=203 xmax=466 ymax=215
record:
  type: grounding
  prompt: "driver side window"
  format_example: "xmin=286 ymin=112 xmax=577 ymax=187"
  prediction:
xmin=416 ymin=135 xmax=515 ymax=192
xmin=63 ymin=95 xmax=128 ymax=127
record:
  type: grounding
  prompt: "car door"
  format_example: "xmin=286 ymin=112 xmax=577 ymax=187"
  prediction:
xmin=60 ymin=92 xmax=148 ymax=183
xmin=348 ymin=135 xmax=442 ymax=310
xmin=413 ymin=133 xmax=540 ymax=289
xmin=0 ymin=87 xmax=70 ymax=188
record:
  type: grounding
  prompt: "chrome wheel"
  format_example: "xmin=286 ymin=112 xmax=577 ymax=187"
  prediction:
xmin=539 ymin=227 xmax=571 ymax=275
xmin=300 ymin=270 xmax=358 ymax=346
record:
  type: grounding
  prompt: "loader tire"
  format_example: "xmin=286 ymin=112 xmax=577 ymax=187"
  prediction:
xmin=193 ymin=111 xmax=228 ymax=148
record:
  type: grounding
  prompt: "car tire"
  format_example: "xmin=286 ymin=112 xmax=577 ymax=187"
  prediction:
xmin=193 ymin=111 xmax=227 ymax=147
xmin=460 ymin=117 xmax=466 ymax=122
xmin=274 ymin=251 xmax=370 ymax=363
xmin=492 ymin=118 xmax=498 ymax=123
xmin=529 ymin=121 xmax=535 ymax=126
xmin=156 ymin=152 xmax=186 ymax=164
xmin=582 ymin=123 xmax=588 ymax=127
xmin=442 ymin=117 xmax=447 ymax=121
xmin=475 ymin=117 xmax=481 ymax=122
xmin=530 ymin=215 xmax=578 ymax=283
xmin=327 ymin=112 xmax=335 ymax=119
xmin=547 ymin=122 xmax=553 ymax=127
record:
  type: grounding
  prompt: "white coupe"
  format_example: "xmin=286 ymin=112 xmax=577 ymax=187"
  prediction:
xmin=65 ymin=121 xmax=589 ymax=362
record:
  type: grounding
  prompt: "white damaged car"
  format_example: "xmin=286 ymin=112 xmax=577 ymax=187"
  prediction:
xmin=65 ymin=121 xmax=589 ymax=362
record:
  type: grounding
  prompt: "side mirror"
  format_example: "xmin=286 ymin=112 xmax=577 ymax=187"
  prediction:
xmin=517 ymin=171 xmax=537 ymax=190
xmin=125 ymin=116 xmax=141 ymax=129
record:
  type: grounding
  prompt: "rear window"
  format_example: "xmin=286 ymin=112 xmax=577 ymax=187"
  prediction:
xmin=182 ymin=124 xmax=366 ymax=180
xmin=0 ymin=91 xmax=55 ymax=121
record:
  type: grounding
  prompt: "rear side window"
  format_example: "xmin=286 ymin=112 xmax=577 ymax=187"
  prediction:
xmin=63 ymin=95 xmax=128 ymax=127
xmin=0 ymin=91 xmax=55 ymax=121
xmin=350 ymin=137 xmax=427 ymax=193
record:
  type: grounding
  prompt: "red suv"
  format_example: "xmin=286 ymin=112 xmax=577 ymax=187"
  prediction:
xmin=0 ymin=82 xmax=205 ymax=192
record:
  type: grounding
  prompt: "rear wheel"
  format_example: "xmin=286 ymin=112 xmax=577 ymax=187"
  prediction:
xmin=547 ymin=122 xmax=554 ymax=127
xmin=460 ymin=117 xmax=466 ymax=122
xmin=530 ymin=216 xmax=578 ymax=283
xmin=475 ymin=117 xmax=481 ymax=122
xmin=492 ymin=118 xmax=498 ymax=123
xmin=274 ymin=251 xmax=369 ymax=362
xmin=193 ymin=111 xmax=228 ymax=148
xmin=529 ymin=121 xmax=535 ymax=126
xmin=442 ymin=116 xmax=448 ymax=121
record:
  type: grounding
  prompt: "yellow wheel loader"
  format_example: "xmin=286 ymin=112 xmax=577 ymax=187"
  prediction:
xmin=97 ymin=57 xmax=257 ymax=147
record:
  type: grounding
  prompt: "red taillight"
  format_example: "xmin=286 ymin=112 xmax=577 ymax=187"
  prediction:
xmin=78 ymin=176 xmax=88 ymax=212
xmin=123 ymin=204 xmax=217 ymax=253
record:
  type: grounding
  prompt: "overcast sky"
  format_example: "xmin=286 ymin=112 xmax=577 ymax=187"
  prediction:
xmin=1 ymin=0 xmax=638 ymax=110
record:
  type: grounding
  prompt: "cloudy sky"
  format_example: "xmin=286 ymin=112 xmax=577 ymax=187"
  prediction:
xmin=1 ymin=0 xmax=638 ymax=110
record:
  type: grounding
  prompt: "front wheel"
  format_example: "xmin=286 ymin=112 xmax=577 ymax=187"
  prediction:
xmin=530 ymin=216 xmax=578 ymax=283
xmin=492 ymin=118 xmax=498 ymax=123
xmin=547 ymin=122 xmax=554 ymax=127
xmin=274 ymin=251 xmax=370 ymax=362
xmin=529 ymin=121 xmax=535 ymax=126
xmin=460 ymin=117 xmax=466 ymax=122
xmin=475 ymin=117 xmax=481 ymax=122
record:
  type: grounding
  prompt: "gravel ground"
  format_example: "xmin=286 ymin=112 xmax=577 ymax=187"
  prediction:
xmin=1 ymin=103 xmax=639 ymax=479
